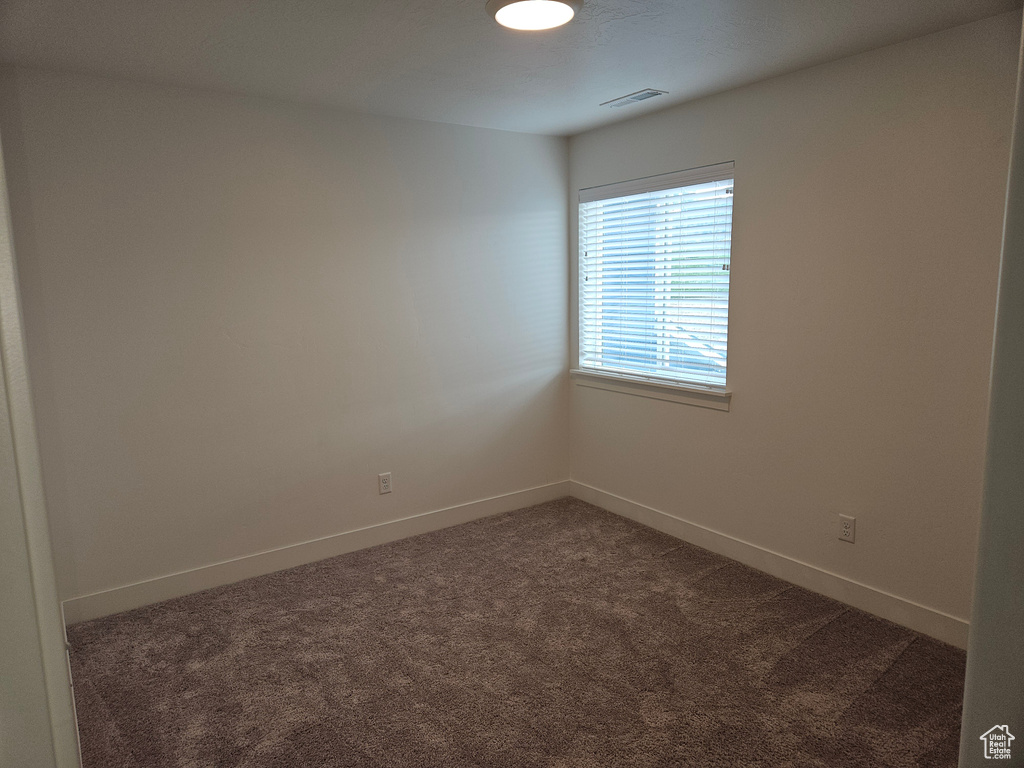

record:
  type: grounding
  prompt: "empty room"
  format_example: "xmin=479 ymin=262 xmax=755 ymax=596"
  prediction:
xmin=1 ymin=1 xmax=1023 ymax=767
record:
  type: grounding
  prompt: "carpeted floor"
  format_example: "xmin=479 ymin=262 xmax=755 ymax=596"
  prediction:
xmin=68 ymin=498 xmax=966 ymax=767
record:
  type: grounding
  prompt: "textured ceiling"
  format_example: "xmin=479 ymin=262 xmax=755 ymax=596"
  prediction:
xmin=0 ymin=0 xmax=1019 ymax=135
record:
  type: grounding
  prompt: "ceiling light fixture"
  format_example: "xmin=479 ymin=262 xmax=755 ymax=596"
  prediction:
xmin=486 ymin=0 xmax=582 ymax=31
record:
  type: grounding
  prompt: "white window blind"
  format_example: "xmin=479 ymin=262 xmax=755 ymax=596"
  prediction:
xmin=579 ymin=161 xmax=734 ymax=390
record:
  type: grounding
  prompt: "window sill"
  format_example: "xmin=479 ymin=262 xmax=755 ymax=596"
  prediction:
xmin=570 ymin=369 xmax=732 ymax=412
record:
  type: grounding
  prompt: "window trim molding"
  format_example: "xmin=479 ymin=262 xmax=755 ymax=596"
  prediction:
xmin=570 ymin=368 xmax=732 ymax=412
xmin=578 ymin=160 xmax=735 ymax=204
xmin=577 ymin=160 xmax=735 ymax=392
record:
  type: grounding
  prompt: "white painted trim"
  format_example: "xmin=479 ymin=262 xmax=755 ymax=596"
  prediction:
xmin=959 ymin=14 xmax=1024 ymax=760
xmin=63 ymin=481 xmax=571 ymax=624
xmin=63 ymin=478 xmax=969 ymax=648
xmin=569 ymin=481 xmax=970 ymax=649
xmin=0 ymin=124 xmax=82 ymax=766
xmin=578 ymin=160 xmax=734 ymax=203
xmin=571 ymin=369 xmax=731 ymax=411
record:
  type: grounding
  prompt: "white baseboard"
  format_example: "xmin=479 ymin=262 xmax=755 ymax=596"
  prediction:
xmin=569 ymin=481 xmax=969 ymax=649
xmin=63 ymin=479 xmax=969 ymax=649
xmin=62 ymin=481 xmax=571 ymax=625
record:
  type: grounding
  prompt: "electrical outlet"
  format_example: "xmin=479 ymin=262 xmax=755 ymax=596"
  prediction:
xmin=378 ymin=472 xmax=392 ymax=495
xmin=838 ymin=514 xmax=856 ymax=543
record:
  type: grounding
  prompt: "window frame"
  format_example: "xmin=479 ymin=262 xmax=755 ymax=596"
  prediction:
xmin=574 ymin=162 xmax=735 ymax=410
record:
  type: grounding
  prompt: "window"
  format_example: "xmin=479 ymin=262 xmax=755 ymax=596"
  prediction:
xmin=577 ymin=162 xmax=734 ymax=392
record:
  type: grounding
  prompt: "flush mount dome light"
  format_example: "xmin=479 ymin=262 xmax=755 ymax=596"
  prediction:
xmin=486 ymin=0 xmax=582 ymax=30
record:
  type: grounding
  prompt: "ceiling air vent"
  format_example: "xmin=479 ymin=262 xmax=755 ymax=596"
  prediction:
xmin=601 ymin=88 xmax=668 ymax=108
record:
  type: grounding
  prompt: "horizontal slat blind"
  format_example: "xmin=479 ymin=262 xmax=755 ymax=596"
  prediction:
xmin=579 ymin=163 xmax=734 ymax=390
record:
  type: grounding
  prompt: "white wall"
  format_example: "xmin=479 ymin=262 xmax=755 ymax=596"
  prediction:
xmin=0 ymin=68 xmax=569 ymax=610
xmin=568 ymin=12 xmax=1019 ymax=637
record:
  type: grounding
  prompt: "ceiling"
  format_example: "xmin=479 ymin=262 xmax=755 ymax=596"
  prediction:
xmin=0 ymin=0 xmax=1019 ymax=136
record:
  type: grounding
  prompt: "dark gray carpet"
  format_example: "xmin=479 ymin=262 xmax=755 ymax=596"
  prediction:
xmin=68 ymin=498 xmax=966 ymax=767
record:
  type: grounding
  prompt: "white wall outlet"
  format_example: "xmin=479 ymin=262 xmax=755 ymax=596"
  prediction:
xmin=378 ymin=472 xmax=392 ymax=494
xmin=838 ymin=514 xmax=856 ymax=543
